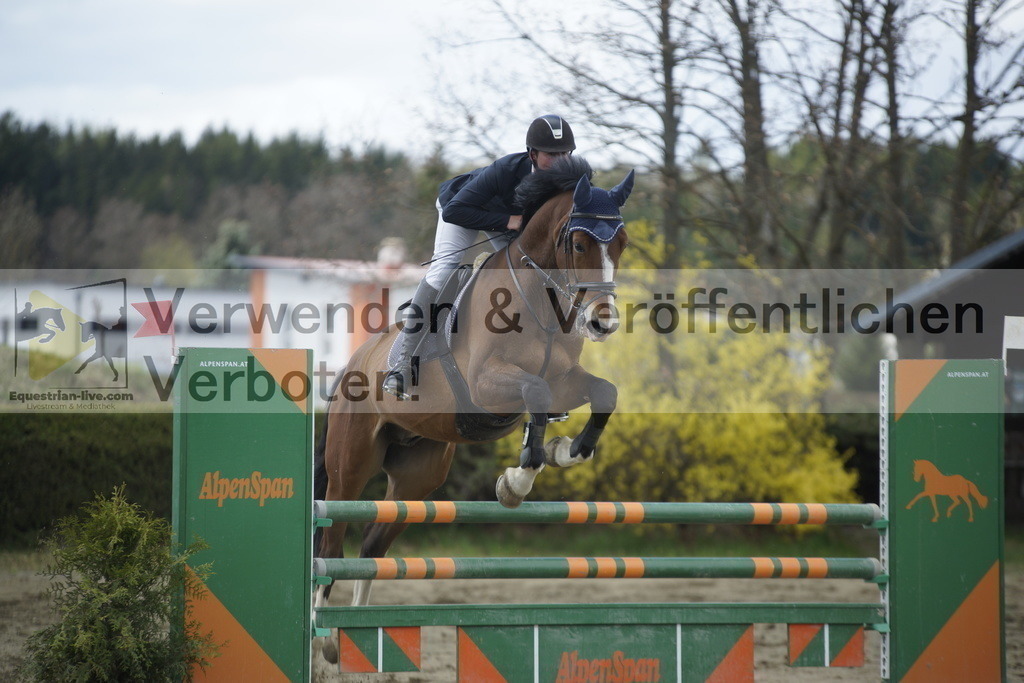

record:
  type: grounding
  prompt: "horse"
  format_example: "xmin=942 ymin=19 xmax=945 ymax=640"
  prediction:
xmin=75 ymin=319 xmax=128 ymax=382
xmin=16 ymin=306 xmax=65 ymax=343
xmin=313 ymin=156 xmax=633 ymax=662
xmin=905 ymin=459 xmax=988 ymax=522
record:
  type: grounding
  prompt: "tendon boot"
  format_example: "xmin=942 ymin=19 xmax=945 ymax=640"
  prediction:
xmin=382 ymin=281 xmax=438 ymax=400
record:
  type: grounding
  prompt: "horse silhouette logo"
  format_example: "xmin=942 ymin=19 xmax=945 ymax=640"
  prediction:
xmin=75 ymin=306 xmax=128 ymax=382
xmin=906 ymin=459 xmax=988 ymax=522
xmin=16 ymin=302 xmax=66 ymax=343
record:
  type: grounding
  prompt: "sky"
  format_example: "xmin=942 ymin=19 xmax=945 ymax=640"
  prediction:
xmin=2 ymin=1 xmax=1023 ymax=168
xmin=0 ymin=0 xmax=512 ymax=161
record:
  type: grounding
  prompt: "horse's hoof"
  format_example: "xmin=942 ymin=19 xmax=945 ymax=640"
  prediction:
xmin=543 ymin=436 xmax=577 ymax=467
xmin=496 ymin=472 xmax=524 ymax=508
xmin=321 ymin=632 xmax=339 ymax=664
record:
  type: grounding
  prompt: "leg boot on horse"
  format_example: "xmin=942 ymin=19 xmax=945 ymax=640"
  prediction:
xmin=382 ymin=281 xmax=438 ymax=400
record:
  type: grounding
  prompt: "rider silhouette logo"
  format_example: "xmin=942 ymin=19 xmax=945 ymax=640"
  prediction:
xmin=14 ymin=279 xmax=128 ymax=386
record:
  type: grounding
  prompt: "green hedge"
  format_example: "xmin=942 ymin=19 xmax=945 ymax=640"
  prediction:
xmin=0 ymin=411 xmax=881 ymax=548
xmin=828 ymin=412 xmax=881 ymax=504
xmin=0 ymin=413 xmax=173 ymax=548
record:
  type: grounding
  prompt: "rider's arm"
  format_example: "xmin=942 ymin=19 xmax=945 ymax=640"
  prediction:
xmin=442 ymin=156 xmax=524 ymax=231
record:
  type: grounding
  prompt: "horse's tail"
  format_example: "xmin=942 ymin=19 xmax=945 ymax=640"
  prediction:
xmin=968 ymin=480 xmax=989 ymax=509
xmin=313 ymin=368 xmax=346 ymax=557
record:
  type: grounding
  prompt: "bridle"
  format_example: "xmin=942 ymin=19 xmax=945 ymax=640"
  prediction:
xmin=507 ymin=208 xmax=623 ymax=333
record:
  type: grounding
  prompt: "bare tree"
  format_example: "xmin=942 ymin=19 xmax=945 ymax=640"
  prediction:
xmin=943 ymin=0 xmax=1024 ymax=260
xmin=688 ymin=0 xmax=782 ymax=264
xmin=483 ymin=0 xmax=701 ymax=269
xmin=438 ymin=0 xmax=1023 ymax=270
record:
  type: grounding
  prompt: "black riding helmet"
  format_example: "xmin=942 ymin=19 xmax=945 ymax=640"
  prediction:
xmin=526 ymin=115 xmax=576 ymax=153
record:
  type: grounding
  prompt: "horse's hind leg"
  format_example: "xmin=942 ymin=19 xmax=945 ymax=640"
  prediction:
xmin=354 ymin=439 xmax=456 ymax=606
xmin=949 ymin=494 xmax=974 ymax=521
xmin=314 ymin=411 xmax=387 ymax=664
xmin=103 ymin=353 xmax=118 ymax=382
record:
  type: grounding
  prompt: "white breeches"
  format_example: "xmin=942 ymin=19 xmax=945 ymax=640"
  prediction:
xmin=424 ymin=199 xmax=515 ymax=289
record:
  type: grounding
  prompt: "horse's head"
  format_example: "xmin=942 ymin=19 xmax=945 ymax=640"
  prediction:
xmin=558 ymin=169 xmax=634 ymax=341
xmin=912 ymin=459 xmax=924 ymax=482
xmin=78 ymin=321 xmax=93 ymax=343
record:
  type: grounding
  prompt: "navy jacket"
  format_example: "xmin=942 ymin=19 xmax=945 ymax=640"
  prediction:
xmin=438 ymin=152 xmax=533 ymax=231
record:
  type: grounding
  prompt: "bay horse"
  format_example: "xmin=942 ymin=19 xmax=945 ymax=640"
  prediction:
xmin=314 ymin=156 xmax=633 ymax=661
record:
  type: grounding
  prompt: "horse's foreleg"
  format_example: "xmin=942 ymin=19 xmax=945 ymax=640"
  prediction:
xmin=472 ymin=363 xmax=553 ymax=507
xmin=496 ymin=410 xmax=551 ymax=507
xmin=570 ymin=375 xmax=616 ymax=460
xmin=544 ymin=369 xmax=617 ymax=468
xmin=499 ymin=379 xmax=553 ymax=508
xmin=75 ymin=352 xmax=99 ymax=375
xmin=905 ymin=492 xmax=926 ymax=511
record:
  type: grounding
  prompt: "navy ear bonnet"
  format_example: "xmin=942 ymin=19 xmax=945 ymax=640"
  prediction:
xmin=568 ymin=170 xmax=635 ymax=243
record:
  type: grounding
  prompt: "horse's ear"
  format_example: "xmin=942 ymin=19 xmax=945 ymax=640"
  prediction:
xmin=609 ymin=169 xmax=635 ymax=207
xmin=573 ymin=175 xmax=592 ymax=207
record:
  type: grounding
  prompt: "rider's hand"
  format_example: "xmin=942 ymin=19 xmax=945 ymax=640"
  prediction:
xmin=507 ymin=215 xmax=523 ymax=231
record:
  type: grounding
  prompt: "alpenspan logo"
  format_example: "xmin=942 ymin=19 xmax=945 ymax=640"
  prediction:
xmin=198 ymin=471 xmax=296 ymax=507
xmin=556 ymin=651 xmax=661 ymax=683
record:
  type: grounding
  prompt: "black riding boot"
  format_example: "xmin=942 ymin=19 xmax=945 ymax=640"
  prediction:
xmin=382 ymin=281 xmax=438 ymax=400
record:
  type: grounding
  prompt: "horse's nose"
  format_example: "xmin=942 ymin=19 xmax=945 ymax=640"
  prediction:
xmin=586 ymin=298 xmax=620 ymax=340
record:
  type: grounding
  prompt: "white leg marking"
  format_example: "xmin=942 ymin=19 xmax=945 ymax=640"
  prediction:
xmin=352 ymin=579 xmax=373 ymax=606
xmin=315 ymin=584 xmax=339 ymax=664
xmin=544 ymin=436 xmax=588 ymax=467
xmin=496 ymin=463 xmax=545 ymax=507
xmin=505 ymin=464 xmax=544 ymax=496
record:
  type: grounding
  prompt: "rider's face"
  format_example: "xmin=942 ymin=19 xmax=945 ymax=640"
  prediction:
xmin=533 ymin=150 xmax=570 ymax=171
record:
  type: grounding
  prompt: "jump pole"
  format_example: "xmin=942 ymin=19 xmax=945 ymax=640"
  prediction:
xmin=172 ymin=350 xmax=1005 ymax=682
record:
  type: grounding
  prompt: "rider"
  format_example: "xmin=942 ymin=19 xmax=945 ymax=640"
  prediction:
xmin=382 ymin=114 xmax=577 ymax=400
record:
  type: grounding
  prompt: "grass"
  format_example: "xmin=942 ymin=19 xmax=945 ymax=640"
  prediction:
xmin=1006 ymin=525 xmax=1024 ymax=566
xmin=364 ymin=523 xmax=879 ymax=559
xmin=7 ymin=523 xmax=1020 ymax=574
xmin=0 ymin=549 xmax=50 ymax=573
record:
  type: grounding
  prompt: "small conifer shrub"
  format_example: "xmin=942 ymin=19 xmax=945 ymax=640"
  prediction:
xmin=18 ymin=486 xmax=217 ymax=682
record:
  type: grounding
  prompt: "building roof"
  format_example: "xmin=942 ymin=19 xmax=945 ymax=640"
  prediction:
xmin=228 ymin=254 xmax=425 ymax=287
xmin=890 ymin=230 xmax=1024 ymax=312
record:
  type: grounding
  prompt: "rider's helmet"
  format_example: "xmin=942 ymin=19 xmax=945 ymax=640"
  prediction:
xmin=526 ymin=115 xmax=576 ymax=153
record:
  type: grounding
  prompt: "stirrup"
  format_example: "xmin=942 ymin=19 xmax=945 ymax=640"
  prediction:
xmin=382 ymin=358 xmax=419 ymax=401
xmin=382 ymin=368 xmax=412 ymax=401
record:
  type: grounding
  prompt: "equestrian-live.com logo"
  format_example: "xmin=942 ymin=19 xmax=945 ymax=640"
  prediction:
xmin=14 ymin=279 xmax=129 ymax=390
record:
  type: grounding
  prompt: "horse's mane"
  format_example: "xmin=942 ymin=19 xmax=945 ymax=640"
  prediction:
xmin=515 ymin=156 xmax=593 ymax=226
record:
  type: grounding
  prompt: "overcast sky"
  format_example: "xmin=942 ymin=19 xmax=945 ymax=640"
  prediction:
xmin=0 ymin=0 xmax=499 ymax=159
xmin=3 ymin=1 xmax=1022 ymax=168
